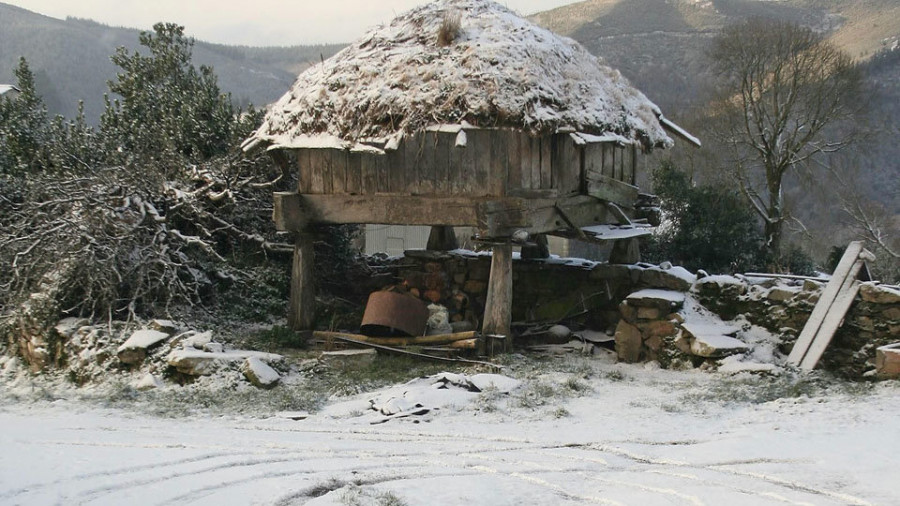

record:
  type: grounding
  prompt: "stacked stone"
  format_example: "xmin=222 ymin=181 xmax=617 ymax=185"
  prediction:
xmin=695 ymin=276 xmax=900 ymax=378
xmin=614 ymin=290 xmax=684 ymax=366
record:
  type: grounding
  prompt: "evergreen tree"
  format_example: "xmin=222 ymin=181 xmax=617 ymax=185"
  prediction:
xmin=0 ymin=57 xmax=49 ymax=174
xmin=100 ymin=23 xmax=247 ymax=166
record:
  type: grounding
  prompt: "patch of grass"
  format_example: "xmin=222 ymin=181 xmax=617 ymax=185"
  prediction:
xmin=552 ymin=406 xmax=570 ymax=418
xmin=233 ymin=325 xmax=308 ymax=353
xmin=117 ymin=379 xmax=326 ymax=418
xmin=563 ymin=376 xmax=592 ymax=394
xmin=473 ymin=385 xmax=502 ymax=413
xmin=305 ymin=478 xmax=348 ymax=498
xmin=437 ymin=11 xmax=462 ymax=46
xmin=604 ymin=370 xmax=628 ymax=382
xmin=376 ymin=491 xmax=407 ymax=506
xmin=323 ymin=355 xmax=470 ymax=398
xmin=515 ymin=380 xmax=557 ymax=409
xmin=681 ymin=373 xmax=875 ymax=406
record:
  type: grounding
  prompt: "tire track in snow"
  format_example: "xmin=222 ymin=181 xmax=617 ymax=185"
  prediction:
xmin=2 ymin=417 xmax=876 ymax=506
xmin=565 ymin=441 xmax=873 ymax=505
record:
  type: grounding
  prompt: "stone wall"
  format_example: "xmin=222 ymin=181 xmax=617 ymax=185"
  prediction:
xmin=379 ymin=250 xmax=695 ymax=332
xmin=695 ymin=276 xmax=900 ymax=377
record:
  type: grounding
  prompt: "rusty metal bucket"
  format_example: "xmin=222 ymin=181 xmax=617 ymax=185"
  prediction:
xmin=360 ymin=291 xmax=428 ymax=337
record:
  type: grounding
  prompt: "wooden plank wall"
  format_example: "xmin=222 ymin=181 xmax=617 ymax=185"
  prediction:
xmin=293 ymin=130 xmax=638 ymax=198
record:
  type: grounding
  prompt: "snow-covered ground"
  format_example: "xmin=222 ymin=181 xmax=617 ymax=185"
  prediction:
xmin=2 ymin=355 xmax=898 ymax=506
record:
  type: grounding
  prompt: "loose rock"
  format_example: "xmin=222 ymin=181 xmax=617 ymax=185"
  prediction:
xmin=614 ymin=320 xmax=642 ymax=363
xmin=117 ymin=329 xmax=170 ymax=365
xmin=242 ymin=357 xmax=280 ymax=389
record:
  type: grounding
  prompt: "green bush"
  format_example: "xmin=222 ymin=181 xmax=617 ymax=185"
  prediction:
xmin=643 ymin=161 xmax=765 ymax=273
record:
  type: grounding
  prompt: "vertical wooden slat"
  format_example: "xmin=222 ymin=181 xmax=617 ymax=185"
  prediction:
xmin=322 ymin=150 xmax=334 ymax=194
xmin=584 ymin=143 xmax=601 ymax=179
xmin=506 ymin=130 xmax=522 ymax=192
xmin=540 ymin=136 xmax=552 ymax=190
xmin=529 ymin=136 xmax=541 ymax=190
xmin=405 ymin=133 xmax=422 ymax=195
xmin=461 ymin=128 xmax=479 ymax=197
xmin=376 ymin=153 xmax=390 ymax=193
xmin=309 ymin=150 xmax=325 ymax=194
xmin=435 ymin=131 xmax=453 ymax=195
xmin=346 ymin=151 xmax=362 ymax=194
xmin=553 ymin=134 xmax=580 ymax=196
xmin=550 ymin=135 xmax=560 ymax=191
xmin=449 ymin=131 xmax=465 ymax=195
xmin=472 ymin=129 xmax=491 ymax=197
xmin=388 ymin=139 xmax=406 ymax=193
xmin=489 ymin=129 xmax=508 ymax=196
xmin=519 ymin=132 xmax=533 ymax=190
xmin=631 ymin=144 xmax=638 ymax=186
xmin=616 ymin=147 xmax=625 ymax=181
xmin=419 ymin=132 xmax=437 ymax=195
xmin=360 ymin=152 xmax=377 ymax=194
xmin=297 ymin=149 xmax=312 ymax=193
xmin=601 ymin=144 xmax=609 ymax=178
xmin=330 ymin=149 xmax=346 ymax=194
xmin=610 ymin=146 xmax=618 ymax=181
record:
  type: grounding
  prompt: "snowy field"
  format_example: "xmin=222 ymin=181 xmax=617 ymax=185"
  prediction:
xmin=2 ymin=356 xmax=898 ymax=506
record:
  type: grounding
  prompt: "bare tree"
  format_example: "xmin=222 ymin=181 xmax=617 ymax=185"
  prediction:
xmin=709 ymin=18 xmax=862 ymax=263
xmin=828 ymin=164 xmax=899 ymax=282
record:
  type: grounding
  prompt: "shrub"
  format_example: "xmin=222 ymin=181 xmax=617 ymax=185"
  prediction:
xmin=643 ymin=161 xmax=765 ymax=273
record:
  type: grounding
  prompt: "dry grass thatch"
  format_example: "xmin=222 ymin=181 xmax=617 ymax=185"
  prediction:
xmin=244 ymin=0 xmax=673 ymax=153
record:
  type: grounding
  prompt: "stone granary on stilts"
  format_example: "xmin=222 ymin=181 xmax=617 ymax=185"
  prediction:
xmin=242 ymin=0 xmax=699 ymax=349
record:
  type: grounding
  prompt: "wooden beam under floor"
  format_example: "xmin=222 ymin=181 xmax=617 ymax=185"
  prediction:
xmin=273 ymin=192 xmax=612 ymax=238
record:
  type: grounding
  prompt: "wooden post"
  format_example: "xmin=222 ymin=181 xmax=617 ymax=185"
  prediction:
xmin=288 ymin=231 xmax=316 ymax=330
xmin=521 ymin=233 xmax=550 ymax=259
xmin=426 ymin=225 xmax=459 ymax=251
xmin=482 ymin=241 xmax=513 ymax=353
xmin=609 ymin=238 xmax=640 ymax=264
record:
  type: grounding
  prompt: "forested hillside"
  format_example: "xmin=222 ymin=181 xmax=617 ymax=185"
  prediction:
xmin=0 ymin=2 xmax=342 ymax=121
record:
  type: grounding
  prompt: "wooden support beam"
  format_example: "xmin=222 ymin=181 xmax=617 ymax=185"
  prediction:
xmin=426 ymin=225 xmax=459 ymax=251
xmin=482 ymin=242 xmax=513 ymax=352
xmin=274 ymin=193 xmax=483 ymax=230
xmin=585 ymin=172 xmax=640 ymax=209
xmin=609 ymin=238 xmax=641 ymax=264
xmin=274 ymin=193 xmax=611 ymax=238
xmin=521 ymin=234 xmax=550 ymax=260
xmin=288 ymin=232 xmax=316 ymax=330
xmin=479 ymin=195 xmax=611 ymax=238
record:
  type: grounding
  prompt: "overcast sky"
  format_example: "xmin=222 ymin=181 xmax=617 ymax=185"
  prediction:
xmin=7 ymin=1 xmax=580 ymax=46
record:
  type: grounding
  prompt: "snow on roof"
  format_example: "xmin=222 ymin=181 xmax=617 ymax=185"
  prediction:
xmin=0 ymin=84 xmax=21 ymax=96
xmin=244 ymin=0 xmax=674 ymax=153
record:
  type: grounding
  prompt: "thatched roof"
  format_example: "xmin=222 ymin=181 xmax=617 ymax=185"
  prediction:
xmin=243 ymin=0 xmax=675 ymax=153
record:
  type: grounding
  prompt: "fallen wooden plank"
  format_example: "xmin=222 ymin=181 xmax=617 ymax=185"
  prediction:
xmin=313 ymin=330 xmax=477 ymax=347
xmin=787 ymin=241 xmax=864 ymax=366
xmin=446 ymin=338 xmax=478 ymax=349
xmin=329 ymin=335 xmax=502 ymax=369
xmin=744 ymin=273 xmax=829 ymax=281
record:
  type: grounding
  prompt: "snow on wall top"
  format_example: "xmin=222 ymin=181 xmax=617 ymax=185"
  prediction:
xmin=243 ymin=0 xmax=673 ymax=153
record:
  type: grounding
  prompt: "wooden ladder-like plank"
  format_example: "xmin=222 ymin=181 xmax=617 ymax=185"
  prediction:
xmin=787 ymin=241 xmax=874 ymax=370
xmin=798 ymin=269 xmax=862 ymax=371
